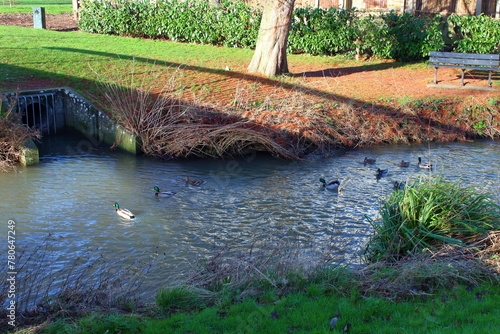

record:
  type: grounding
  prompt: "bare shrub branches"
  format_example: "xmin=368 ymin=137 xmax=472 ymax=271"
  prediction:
xmin=95 ymin=66 xmax=302 ymax=160
xmin=0 ymin=235 xmax=149 ymax=327
xmin=0 ymin=94 xmax=41 ymax=171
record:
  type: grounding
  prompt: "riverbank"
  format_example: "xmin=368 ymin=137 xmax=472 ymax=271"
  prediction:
xmin=6 ymin=247 xmax=500 ymax=333
xmin=1 ymin=20 xmax=500 ymax=161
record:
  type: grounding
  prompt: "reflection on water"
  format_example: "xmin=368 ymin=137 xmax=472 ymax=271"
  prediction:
xmin=1 ymin=133 xmax=499 ymax=298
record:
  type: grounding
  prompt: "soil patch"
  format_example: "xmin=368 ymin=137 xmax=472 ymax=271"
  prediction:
xmin=0 ymin=12 xmax=77 ymax=31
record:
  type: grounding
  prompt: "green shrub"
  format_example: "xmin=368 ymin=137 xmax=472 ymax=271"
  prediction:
xmin=365 ymin=178 xmax=500 ymax=262
xmin=357 ymin=12 xmax=444 ymax=60
xmin=448 ymin=14 xmax=500 ymax=54
xmin=288 ymin=7 xmax=357 ymax=56
xmin=79 ymin=0 xmax=260 ymax=48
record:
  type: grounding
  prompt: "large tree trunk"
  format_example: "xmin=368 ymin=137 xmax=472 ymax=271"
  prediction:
xmin=247 ymin=0 xmax=295 ymax=77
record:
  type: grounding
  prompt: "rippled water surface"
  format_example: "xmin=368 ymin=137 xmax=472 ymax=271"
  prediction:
xmin=2 ymin=134 xmax=499 ymax=298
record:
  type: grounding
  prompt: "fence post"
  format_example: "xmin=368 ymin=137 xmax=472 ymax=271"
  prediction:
xmin=32 ymin=7 xmax=46 ymax=29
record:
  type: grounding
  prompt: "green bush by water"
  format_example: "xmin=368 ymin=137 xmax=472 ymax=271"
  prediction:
xmin=365 ymin=178 xmax=500 ymax=262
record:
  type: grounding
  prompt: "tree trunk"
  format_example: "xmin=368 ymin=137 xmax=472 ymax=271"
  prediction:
xmin=247 ymin=0 xmax=295 ymax=77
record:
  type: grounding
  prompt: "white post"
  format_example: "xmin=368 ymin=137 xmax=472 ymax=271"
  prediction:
xmin=72 ymin=0 xmax=79 ymax=20
xmin=496 ymin=0 xmax=500 ymax=18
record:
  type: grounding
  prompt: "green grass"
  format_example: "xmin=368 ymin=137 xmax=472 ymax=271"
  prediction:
xmin=0 ymin=24 xmax=257 ymax=96
xmin=33 ymin=283 xmax=500 ymax=334
xmin=0 ymin=0 xmax=71 ymax=14
xmin=0 ymin=24 xmax=419 ymax=99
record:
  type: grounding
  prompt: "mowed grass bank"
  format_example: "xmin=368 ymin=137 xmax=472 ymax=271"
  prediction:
xmin=1 ymin=24 xmax=499 ymax=159
xmin=0 ymin=24 xmax=257 ymax=94
xmin=21 ymin=282 xmax=500 ymax=333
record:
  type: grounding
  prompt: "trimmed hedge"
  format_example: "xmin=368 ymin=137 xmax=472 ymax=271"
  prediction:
xmin=79 ymin=0 xmax=261 ymax=49
xmin=79 ymin=0 xmax=500 ymax=60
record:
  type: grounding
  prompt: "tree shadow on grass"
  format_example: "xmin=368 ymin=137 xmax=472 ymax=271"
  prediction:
xmin=3 ymin=46 xmax=494 ymax=156
xmin=292 ymin=62 xmax=408 ymax=78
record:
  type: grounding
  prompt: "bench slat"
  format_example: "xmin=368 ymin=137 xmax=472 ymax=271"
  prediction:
xmin=429 ymin=57 xmax=500 ymax=67
xmin=430 ymin=51 xmax=500 ymax=61
xmin=429 ymin=64 xmax=500 ymax=72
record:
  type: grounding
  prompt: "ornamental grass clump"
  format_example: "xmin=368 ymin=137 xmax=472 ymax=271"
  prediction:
xmin=365 ymin=178 xmax=500 ymax=262
xmin=93 ymin=64 xmax=301 ymax=160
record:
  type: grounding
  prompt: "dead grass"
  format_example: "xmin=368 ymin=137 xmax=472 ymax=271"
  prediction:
xmin=358 ymin=231 xmax=500 ymax=300
xmin=94 ymin=66 xmax=302 ymax=160
xmin=0 ymin=94 xmax=40 ymax=171
xmin=183 ymin=236 xmax=310 ymax=297
xmin=0 ymin=235 xmax=149 ymax=328
xmin=176 ymin=229 xmax=500 ymax=302
xmin=90 ymin=62 xmax=500 ymax=160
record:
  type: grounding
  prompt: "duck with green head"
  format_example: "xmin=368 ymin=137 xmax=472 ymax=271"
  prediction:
xmin=319 ymin=178 xmax=340 ymax=191
xmin=418 ymin=157 xmax=433 ymax=169
xmin=114 ymin=203 xmax=135 ymax=220
xmin=394 ymin=181 xmax=406 ymax=190
xmin=376 ymin=168 xmax=389 ymax=178
xmin=153 ymin=186 xmax=176 ymax=197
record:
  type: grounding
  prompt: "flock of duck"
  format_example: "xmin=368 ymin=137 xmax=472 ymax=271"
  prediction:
xmin=115 ymin=157 xmax=433 ymax=220
xmin=319 ymin=156 xmax=433 ymax=191
xmin=114 ymin=176 xmax=205 ymax=220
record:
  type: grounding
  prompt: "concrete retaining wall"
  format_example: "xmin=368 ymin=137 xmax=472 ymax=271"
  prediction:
xmin=2 ymin=87 xmax=141 ymax=166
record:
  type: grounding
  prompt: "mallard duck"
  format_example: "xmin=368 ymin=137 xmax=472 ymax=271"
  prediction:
xmin=418 ymin=157 xmax=433 ymax=169
xmin=153 ymin=186 xmax=176 ymax=197
xmin=364 ymin=157 xmax=376 ymax=165
xmin=183 ymin=176 xmax=205 ymax=186
xmin=376 ymin=168 xmax=389 ymax=178
xmin=319 ymin=178 xmax=340 ymax=191
xmin=114 ymin=203 xmax=135 ymax=220
xmin=394 ymin=181 xmax=406 ymax=190
xmin=398 ymin=160 xmax=410 ymax=167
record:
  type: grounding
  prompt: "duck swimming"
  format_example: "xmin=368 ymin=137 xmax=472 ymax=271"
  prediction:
xmin=418 ymin=157 xmax=433 ymax=169
xmin=398 ymin=160 xmax=410 ymax=167
xmin=114 ymin=203 xmax=135 ymax=220
xmin=183 ymin=176 xmax=205 ymax=186
xmin=394 ymin=181 xmax=406 ymax=190
xmin=376 ymin=168 xmax=389 ymax=178
xmin=319 ymin=178 xmax=340 ymax=191
xmin=364 ymin=157 xmax=376 ymax=165
xmin=153 ymin=186 xmax=176 ymax=197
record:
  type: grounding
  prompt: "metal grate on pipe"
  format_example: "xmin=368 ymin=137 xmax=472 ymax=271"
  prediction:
xmin=18 ymin=93 xmax=57 ymax=135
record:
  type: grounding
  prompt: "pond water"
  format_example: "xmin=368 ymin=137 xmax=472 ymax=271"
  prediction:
xmin=1 ymin=132 xmax=499 ymax=302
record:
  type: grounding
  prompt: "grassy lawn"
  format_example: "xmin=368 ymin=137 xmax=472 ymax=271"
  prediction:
xmin=0 ymin=24 xmax=362 ymax=100
xmin=0 ymin=24 xmax=255 ymax=93
xmin=0 ymin=0 xmax=72 ymax=14
xmin=25 ymin=283 xmax=500 ymax=333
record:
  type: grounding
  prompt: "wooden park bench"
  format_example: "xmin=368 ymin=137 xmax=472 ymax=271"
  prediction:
xmin=428 ymin=51 xmax=500 ymax=89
